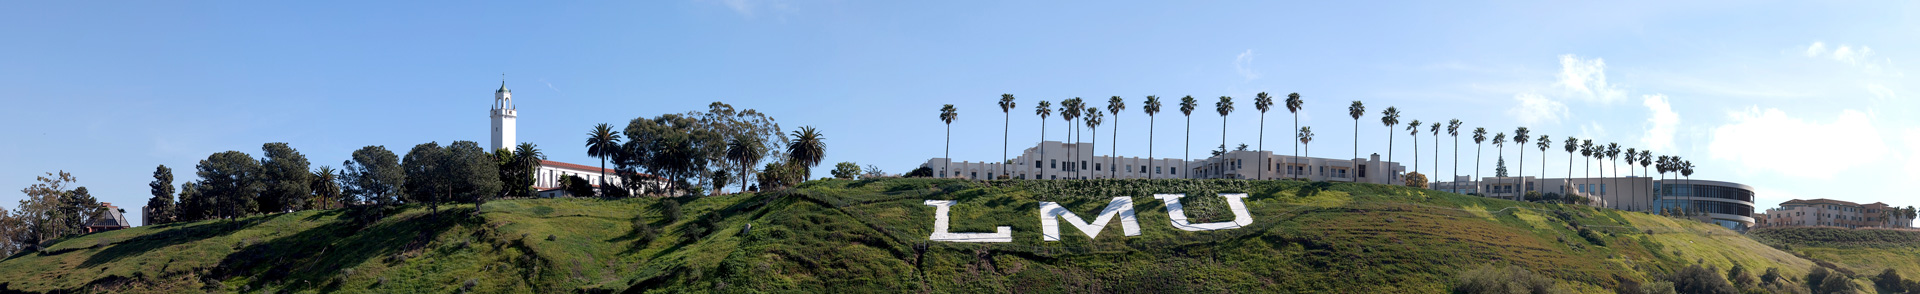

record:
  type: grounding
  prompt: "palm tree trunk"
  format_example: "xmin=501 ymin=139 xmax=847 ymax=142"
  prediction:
xmin=1352 ymin=119 xmax=1358 ymax=183
xmin=945 ymin=124 xmax=951 ymax=178
xmin=1092 ymin=125 xmax=1099 ymax=179
xmin=1111 ymin=114 xmax=1118 ymax=179
xmin=1519 ymin=147 xmax=1525 ymax=200
xmin=1148 ymin=115 xmax=1155 ymax=180
xmin=1474 ymin=144 xmax=1481 ymax=194
xmin=1258 ymin=113 xmax=1265 ymax=180
xmin=1387 ymin=128 xmax=1394 ymax=183
xmin=1003 ymin=112 xmax=1009 ymax=177
xmin=1221 ymin=116 xmax=1228 ymax=176
xmin=1453 ymin=136 xmax=1459 ymax=181
xmin=1040 ymin=119 xmax=1046 ymax=179
xmin=1184 ymin=116 xmax=1191 ymax=179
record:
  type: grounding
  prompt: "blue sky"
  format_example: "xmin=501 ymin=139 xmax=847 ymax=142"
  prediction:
xmin=5 ymin=1 xmax=1919 ymax=223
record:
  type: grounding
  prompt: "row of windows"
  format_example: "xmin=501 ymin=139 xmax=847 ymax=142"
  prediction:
xmin=1661 ymin=200 xmax=1754 ymax=217
xmin=1660 ymin=184 xmax=1754 ymax=203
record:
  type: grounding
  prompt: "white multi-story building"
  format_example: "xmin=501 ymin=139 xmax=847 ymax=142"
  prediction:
xmin=1434 ymin=176 xmax=1758 ymax=230
xmin=1758 ymin=199 xmax=1915 ymax=229
xmin=921 ymin=141 xmax=1407 ymax=185
xmin=489 ymin=80 xmax=666 ymax=197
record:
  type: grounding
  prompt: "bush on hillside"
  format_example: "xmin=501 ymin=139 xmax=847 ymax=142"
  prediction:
xmin=1667 ymin=264 xmax=1737 ymax=294
xmin=661 ymin=200 xmax=682 ymax=223
xmin=1873 ymin=269 xmax=1905 ymax=293
xmin=1806 ymin=266 xmax=1858 ymax=294
xmin=1404 ymin=172 xmax=1428 ymax=188
xmin=904 ymin=166 xmax=934 ymax=178
xmin=1452 ymin=264 xmax=1569 ymax=294
xmin=1727 ymin=264 xmax=1758 ymax=291
xmin=1578 ymin=228 xmax=1608 ymax=246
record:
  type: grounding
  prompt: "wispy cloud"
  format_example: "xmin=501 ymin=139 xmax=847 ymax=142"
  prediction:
xmin=1640 ymin=94 xmax=1679 ymax=153
xmin=540 ymin=78 xmax=562 ymax=94
xmin=1555 ymin=54 xmax=1625 ymax=103
xmin=1234 ymin=49 xmax=1259 ymax=81
xmin=1804 ymin=41 xmax=1895 ymax=74
xmin=1707 ymin=107 xmax=1887 ymax=179
xmin=1507 ymin=93 xmax=1568 ymax=125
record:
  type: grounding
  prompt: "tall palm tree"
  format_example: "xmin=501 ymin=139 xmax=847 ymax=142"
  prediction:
xmin=1514 ymin=128 xmax=1531 ymax=196
xmin=1624 ymin=148 xmax=1638 ymax=178
xmin=1381 ymin=107 xmax=1401 ymax=181
xmin=1472 ymin=127 xmax=1487 ymax=188
xmin=1180 ymin=96 xmax=1198 ymax=179
xmin=1298 ymin=126 xmax=1314 ymax=179
xmin=1639 ymin=150 xmax=1652 ymax=210
xmin=585 ymin=123 xmax=622 ymax=195
xmin=1107 ymin=96 xmax=1125 ymax=178
xmin=1216 ymin=96 xmax=1235 ymax=177
xmin=1085 ymin=107 xmax=1104 ymax=179
xmin=1035 ymin=100 xmax=1052 ymax=179
xmin=1681 ymin=160 xmax=1695 ymax=215
xmin=1407 ymin=120 xmax=1423 ymax=176
xmin=1286 ymin=93 xmax=1306 ymax=179
xmin=1580 ymin=140 xmax=1594 ymax=181
xmin=1143 ymin=96 xmax=1162 ymax=179
xmin=788 ymin=126 xmax=826 ymax=179
xmin=1606 ymin=143 xmax=1621 ymax=179
xmin=1563 ymin=137 xmax=1578 ymax=181
xmin=999 ymin=94 xmax=1016 ymax=177
xmin=1430 ymin=123 xmax=1441 ymax=182
xmin=1254 ymin=92 xmax=1274 ymax=180
xmin=1062 ymin=98 xmax=1082 ymax=178
xmin=1536 ymin=135 xmax=1550 ymax=184
xmin=1492 ymin=133 xmax=1507 ymax=199
xmin=727 ymin=135 xmax=765 ymax=193
xmin=1349 ymin=101 xmax=1365 ymax=181
xmin=939 ymin=104 xmax=958 ymax=178
xmin=1447 ymin=119 xmax=1462 ymax=180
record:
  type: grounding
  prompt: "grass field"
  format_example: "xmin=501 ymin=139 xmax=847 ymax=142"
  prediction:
xmin=0 ymin=178 xmax=1883 ymax=293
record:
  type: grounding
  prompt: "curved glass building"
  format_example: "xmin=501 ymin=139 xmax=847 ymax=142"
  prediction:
xmin=1655 ymin=179 xmax=1756 ymax=231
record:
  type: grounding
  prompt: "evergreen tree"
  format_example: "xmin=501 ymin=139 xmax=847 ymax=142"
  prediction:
xmin=196 ymin=151 xmax=261 ymax=219
xmin=342 ymin=146 xmax=404 ymax=208
xmin=145 ymin=165 xmax=176 ymax=225
xmin=1495 ymin=157 xmax=1509 ymax=177
xmin=258 ymin=143 xmax=312 ymax=213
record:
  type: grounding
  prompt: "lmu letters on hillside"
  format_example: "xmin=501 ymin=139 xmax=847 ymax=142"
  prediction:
xmin=922 ymin=193 xmax=1254 ymax=243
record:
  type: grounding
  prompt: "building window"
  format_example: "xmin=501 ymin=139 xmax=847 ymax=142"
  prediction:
xmin=1095 ymin=163 xmax=1102 ymax=171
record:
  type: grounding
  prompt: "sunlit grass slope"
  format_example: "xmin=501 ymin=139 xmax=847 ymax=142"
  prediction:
xmin=0 ymin=178 xmax=1824 ymax=293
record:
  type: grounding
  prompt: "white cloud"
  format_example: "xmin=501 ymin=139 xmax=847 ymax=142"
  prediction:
xmin=1507 ymin=93 xmax=1568 ymax=125
xmin=720 ymin=0 xmax=755 ymax=17
xmin=1803 ymin=41 xmax=1894 ymax=73
xmin=1804 ymin=42 xmax=1827 ymax=57
xmin=1580 ymin=122 xmax=1608 ymax=140
xmin=1707 ymin=107 xmax=1887 ymax=180
xmin=1234 ymin=49 xmax=1259 ymax=80
xmin=1555 ymin=54 xmax=1626 ymax=103
xmin=1640 ymin=94 xmax=1680 ymax=153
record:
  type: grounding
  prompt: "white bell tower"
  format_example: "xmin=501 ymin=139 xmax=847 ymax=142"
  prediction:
xmin=491 ymin=79 xmax=517 ymax=151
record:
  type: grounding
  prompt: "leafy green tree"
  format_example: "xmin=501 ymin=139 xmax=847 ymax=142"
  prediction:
xmin=831 ymin=162 xmax=861 ymax=179
xmin=310 ymin=166 xmax=341 ymax=210
xmin=403 ymin=142 xmax=450 ymax=206
xmin=259 ymin=142 xmax=312 ymax=213
xmin=625 ymin=113 xmax=721 ymax=195
xmin=342 ymin=145 xmax=404 ymax=208
xmin=13 ymin=171 xmax=92 ymax=250
xmin=447 ymin=141 xmax=501 ymax=212
xmin=1253 ymin=92 xmax=1273 ymax=179
xmin=586 ymin=123 xmax=622 ymax=196
xmin=1493 ymin=132 xmax=1506 ymax=196
xmin=1179 ymin=96 xmax=1198 ymax=179
xmin=0 ymin=207 xmax=20 ymax=256
xmin=177 ymin=182 xmax=209 ymax=222
xmin=563 ymin=175 xmax=595 ymax=198
xmin=787 ymin=126 xmax=826 ymax=180
xmin=497 ymin=143 xmax=546 ymax=198
xmin=146 ymin=165 xmax=176 ymax=225
xmin=197 ymin=151 xmax=262 ymax=219
xmin=709 ymin=170 xmax=731 ymax=195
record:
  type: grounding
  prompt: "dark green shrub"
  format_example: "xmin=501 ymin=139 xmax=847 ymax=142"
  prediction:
xmin=661 ymin=200 xmax=682 ymax=223
xmin=1874 ymin=269 xmax=1904 ymax=293
xmin=1727 ymin=264 xmax=1758 ymax=290
xmin=1668 ymin=264 xmax=1736 ymax=294
xmin=1578 ymin=228 xmax=1608 ymax=246
xmin=905 ymin=166 xmax=933 ymax=178
xmin=1452 ymin=264 xmax=1569 ymax=294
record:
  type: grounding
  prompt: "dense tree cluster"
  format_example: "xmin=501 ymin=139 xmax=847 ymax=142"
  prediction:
xmin=0 ymin=171 xmax=104 ymax=256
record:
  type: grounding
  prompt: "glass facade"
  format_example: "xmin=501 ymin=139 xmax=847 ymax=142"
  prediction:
xmin=1656 ymin=181 xmax=1757 ymax=231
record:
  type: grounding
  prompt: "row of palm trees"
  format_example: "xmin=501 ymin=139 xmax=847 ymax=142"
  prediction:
xmin=944 ymin=94 xmax=1702 ymax=213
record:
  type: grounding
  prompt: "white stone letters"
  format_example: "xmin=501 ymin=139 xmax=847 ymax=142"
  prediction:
xmin=922 ymin=200 xmax=1013 ymax=243
xmin=1153 ymin=193 xmax=1254 ymax=231
xmin=1039 ymin=197 xmax=1141 ymax=241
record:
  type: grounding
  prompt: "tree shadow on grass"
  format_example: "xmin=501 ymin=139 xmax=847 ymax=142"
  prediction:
xmin=76 ymin=213 xmax=284 ymax=268
xmin=212 ymin=207 xmax=466 ymax=293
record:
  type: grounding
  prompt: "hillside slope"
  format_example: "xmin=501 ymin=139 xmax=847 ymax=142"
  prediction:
xmin=0 ymin=179 xmax=1828 ymax=293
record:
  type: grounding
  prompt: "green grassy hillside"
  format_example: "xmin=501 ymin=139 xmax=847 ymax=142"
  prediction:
xmin=0 ymin=179 xmax=1839 ymax=293
xmin=1751 ymin=227 xmax=1920 ymax=277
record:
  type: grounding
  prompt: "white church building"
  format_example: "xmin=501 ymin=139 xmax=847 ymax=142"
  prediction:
xmin=491 ymin=81 xmax=667 ymax=197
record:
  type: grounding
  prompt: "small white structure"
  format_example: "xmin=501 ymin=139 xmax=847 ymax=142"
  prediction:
xmin=490 ymin=80 xmax=517 ymax=152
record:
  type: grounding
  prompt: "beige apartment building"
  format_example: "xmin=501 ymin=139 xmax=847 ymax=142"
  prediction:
xmin=1756 ymin=199 xmax=1915 ymax=229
